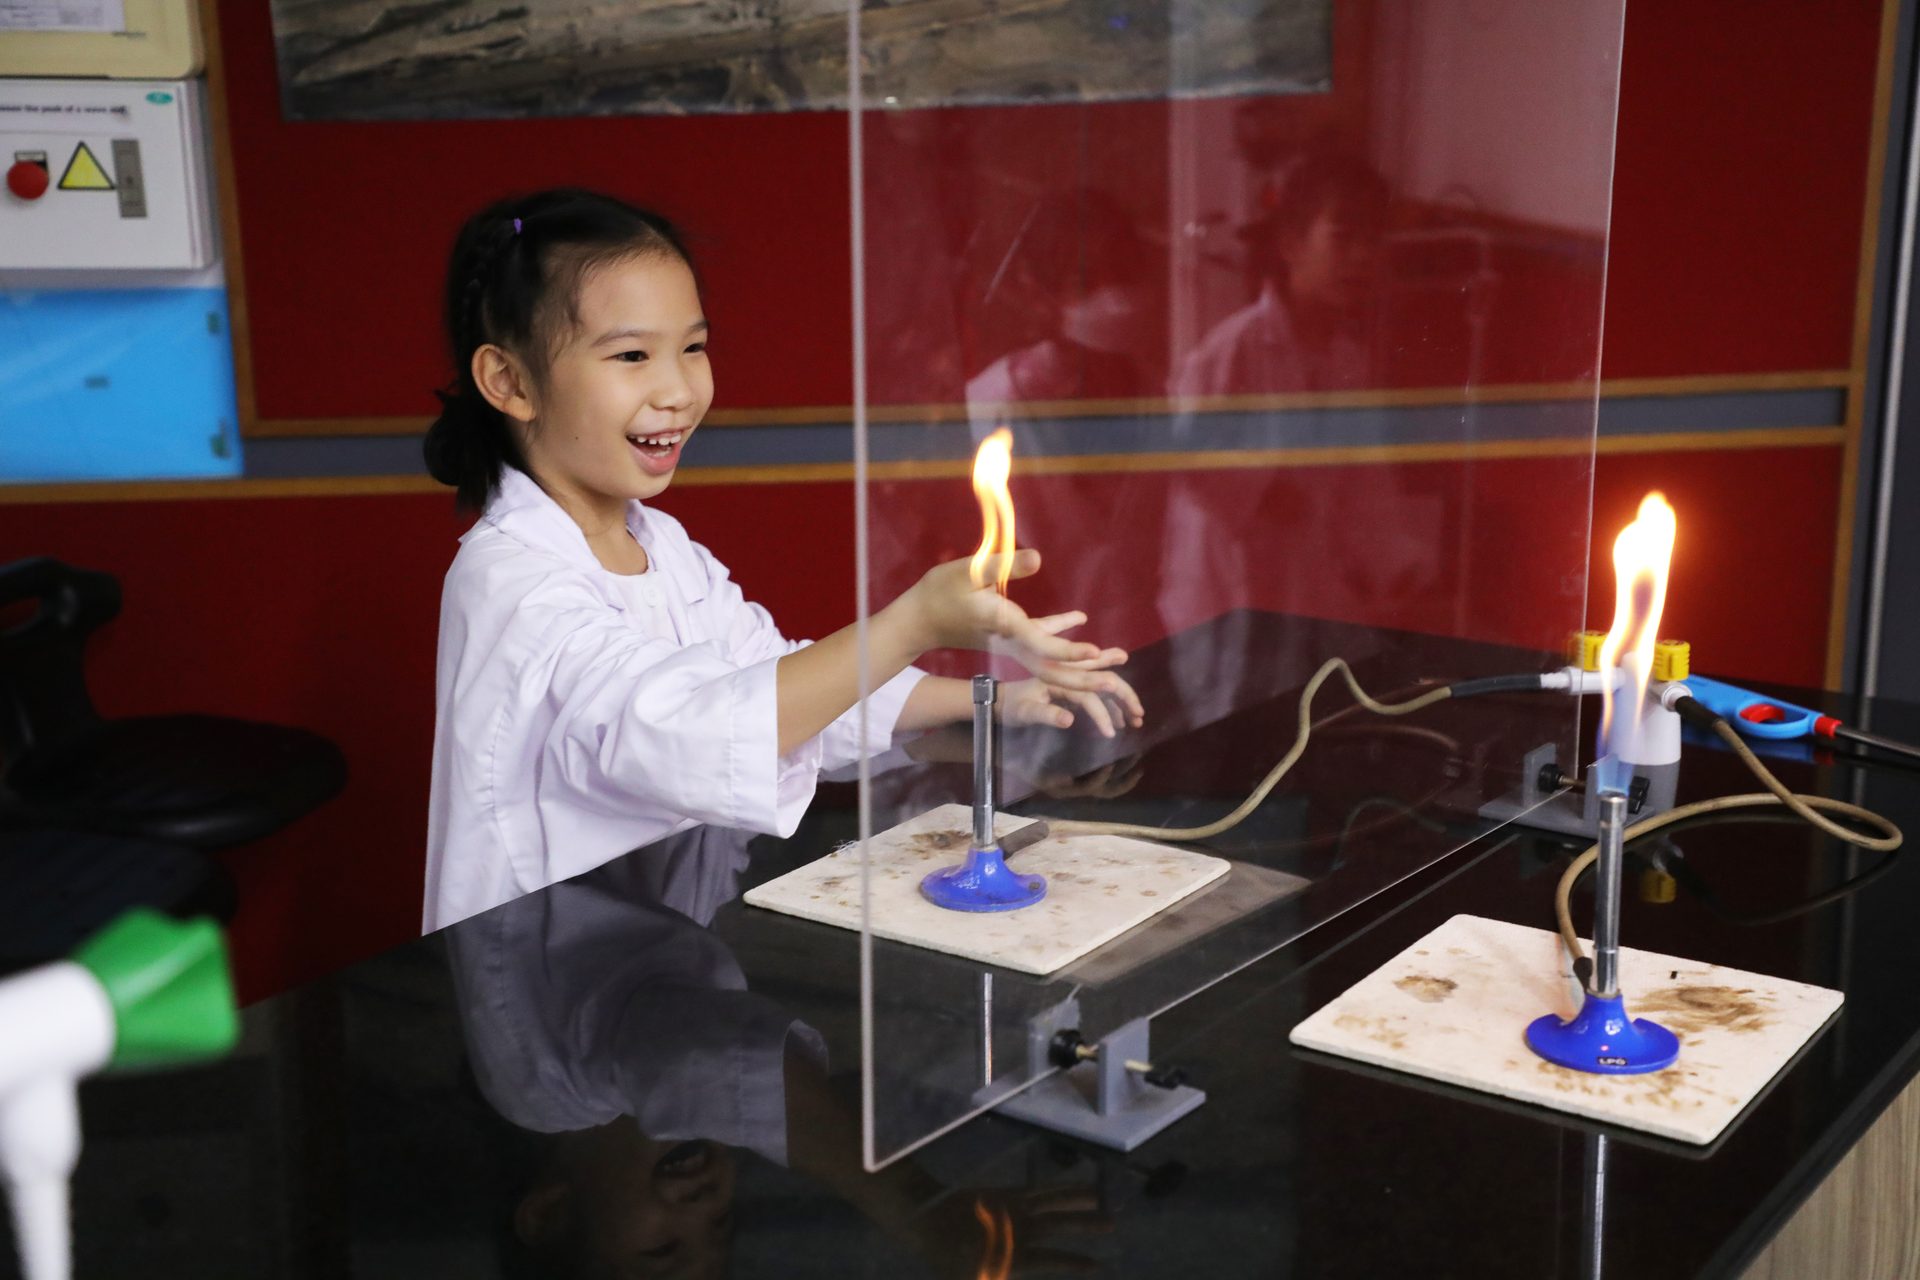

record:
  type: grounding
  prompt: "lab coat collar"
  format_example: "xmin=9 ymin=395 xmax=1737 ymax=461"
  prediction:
xmin=477 ymin=465 xmax=650 ymax=573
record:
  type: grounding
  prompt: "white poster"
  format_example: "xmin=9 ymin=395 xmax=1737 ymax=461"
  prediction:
xmin=0 ymin=0 xmax=126 ymax=33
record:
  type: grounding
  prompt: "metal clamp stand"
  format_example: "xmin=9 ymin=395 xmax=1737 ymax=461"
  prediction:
xmin=992 ymin=997 xmax=1206 ymax=1151
xmin=1526 ymin=788 xmax=1680 ymax=1073
xmin=1480 ymin=742 xmax=1676 ymax=838
xmin=921 ymin=675 xmax=1047 ymax=911
xmin=937 ymin=674 xmax=1201 ymax=1147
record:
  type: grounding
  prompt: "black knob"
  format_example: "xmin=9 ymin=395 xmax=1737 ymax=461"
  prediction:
xmin=1628 ymin=775 xmax=1652 ymax=814
xmin=1048 ymin=1028 xmax=1087 ymax=1071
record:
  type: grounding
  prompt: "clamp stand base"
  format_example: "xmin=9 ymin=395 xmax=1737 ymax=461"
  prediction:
xmin=994 ymin=1016 xmax=1204 ymax=1151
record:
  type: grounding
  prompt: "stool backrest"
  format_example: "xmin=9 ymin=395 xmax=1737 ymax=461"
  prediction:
xmin=0 ymin=558 xmax=118 ymax=765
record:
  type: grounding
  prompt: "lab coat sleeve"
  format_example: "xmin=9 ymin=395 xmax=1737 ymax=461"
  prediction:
xmin=692 ymin=540 xmax=929 ymax=770
xmin=530 ymin=588 xmax=818 ymax=840
xmin=813 ymin=664 xmax=927 ymax=771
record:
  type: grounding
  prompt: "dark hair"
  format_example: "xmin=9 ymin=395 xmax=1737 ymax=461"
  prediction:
xmin=424 ymin=188 xmax=697 ymax=509
xmin=1240 ymin=151 xmax=1389 ymax=278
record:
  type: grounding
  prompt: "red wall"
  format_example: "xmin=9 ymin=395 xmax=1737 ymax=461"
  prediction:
xmin=1589 ymin=445 xmax=1846 ymax=685
xmin=1 ymin=1 xmax=1887 ymax=996
xmin=0 ymin=493 xmax=459 ymax=999
xmin=0 ymin=481 xmax=862 ymax=1000
xmin=0 ymin=440 xmax=1847 ymax=1000
xmin=213 ymin=0 xmax=1882 ymax=419
xmin=1607 ymin=0 xmax=1880 ymax=376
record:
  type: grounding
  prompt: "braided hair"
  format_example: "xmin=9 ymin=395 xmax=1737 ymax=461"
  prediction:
xmin=424 ymin=189 xmax=696 ymax=509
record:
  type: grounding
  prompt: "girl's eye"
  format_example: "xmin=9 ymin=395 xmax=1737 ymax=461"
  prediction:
xmin=613 ymin=350 xmax=648 ymax=363
xmin=685 ymin=342 xmax=706 ymax=355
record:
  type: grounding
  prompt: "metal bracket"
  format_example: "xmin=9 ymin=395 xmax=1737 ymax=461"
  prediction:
xmin=1480 ymin=743 xmax=1678 ymax=838
xmin=992 ymin=1014 xmax=1205 ymax=1152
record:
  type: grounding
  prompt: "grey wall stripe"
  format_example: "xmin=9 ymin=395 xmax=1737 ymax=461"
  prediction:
xmin=241 ymin=387 xmax=1849 ymax=479
xmin=1594 ymin=388 xmax=1843 ymax=435
xmin=245 ymin=435 xmax=431 ymax=478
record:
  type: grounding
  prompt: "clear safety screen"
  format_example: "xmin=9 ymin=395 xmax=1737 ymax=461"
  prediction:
xmin=851 ymin=1 xmax=1626 ymax=1169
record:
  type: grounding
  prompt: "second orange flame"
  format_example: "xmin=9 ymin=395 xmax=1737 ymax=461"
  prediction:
xmin=970 ymin=427 xmax=1017 ymax=593
xmin=1598 ymin=491 xmax=1678 ymax=759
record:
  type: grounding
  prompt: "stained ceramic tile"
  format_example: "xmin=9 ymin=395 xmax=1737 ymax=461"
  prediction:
xmin=744 ymin=804 xmax=1229 ymax=975
xmin=1289 ymin=914 xmax=1844 ymax=1145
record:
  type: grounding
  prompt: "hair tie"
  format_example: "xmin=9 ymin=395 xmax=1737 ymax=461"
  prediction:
xmin=512 ymin=217 xmax=523 ymax=235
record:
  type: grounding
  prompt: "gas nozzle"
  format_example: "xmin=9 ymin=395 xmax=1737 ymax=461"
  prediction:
xmin=1 ymin=911 xmax=236 ymax=1280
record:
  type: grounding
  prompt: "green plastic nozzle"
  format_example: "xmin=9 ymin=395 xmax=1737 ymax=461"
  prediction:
xmin=70 ymin=910 xmax=238 ymax=1069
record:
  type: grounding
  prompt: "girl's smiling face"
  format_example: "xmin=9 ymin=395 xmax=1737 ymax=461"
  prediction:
xmin=487 ymin=252 xmax=712 ymax=518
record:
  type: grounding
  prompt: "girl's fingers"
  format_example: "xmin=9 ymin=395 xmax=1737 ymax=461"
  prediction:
xmin=1027 ymin=658 xmax=1141 ymax=708
xmin=1021 ymin=661 xmax=1118 ymax=693
xmin=1108 ymin=674 xmax=1145 ymax=724
xmin=1010 ymin=623 xmax=1104 ymax=665
xmin=986 ymin=600 xmax=1132 ymax=681
xmin=1094 ymin=754 xmax=1146 ymax=796
xmin=972 ymin=548 xmax=1042 ymax=582
xmin=1065 ymin=687 xmax=1116 ymax=738
xmin=1028 ymin=610 xmax=1089 ymax=636
xmin=1029 ymin=698 xmax=1073 ymax=730
xmin=1001 ymin=680 xmax=1072 ymax=730
xmin=1053 ymin=667 xmax=1141 ymax=723
xmin=1048 ymin=646 xmax=1129 ymax=671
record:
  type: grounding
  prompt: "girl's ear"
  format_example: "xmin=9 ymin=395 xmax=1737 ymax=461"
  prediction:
xmin=473 ymin=344 xmax=537 ymax=426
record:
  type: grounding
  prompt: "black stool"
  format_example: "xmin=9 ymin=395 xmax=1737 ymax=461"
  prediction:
xmin=0 ymin=557 xmax=346 ymax=848
xmin=0 ymin=828 xmax=236 ymax=974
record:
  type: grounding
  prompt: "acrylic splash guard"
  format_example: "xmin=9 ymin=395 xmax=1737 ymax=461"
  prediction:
xmin=852 ymin=0 xmax=1628 ymax=1170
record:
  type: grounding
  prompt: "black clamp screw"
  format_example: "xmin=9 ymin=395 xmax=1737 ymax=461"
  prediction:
xmin=1545 ymin=766 xmax=1652 ymax=815
xmin=1539 ymin=763 xmax=1577 ymax=793
xmin=1142 ymin=1065 xmax=1188 ymax=1090
xmin=1048 ymin=1028 xmax=1088 ymax=1070
xmin=1627 ymin=775 xmax=1651 ymax=814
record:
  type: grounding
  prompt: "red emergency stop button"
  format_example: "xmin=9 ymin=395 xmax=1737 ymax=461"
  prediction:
xmin=7 ymin=160 xmax=49 ymax=201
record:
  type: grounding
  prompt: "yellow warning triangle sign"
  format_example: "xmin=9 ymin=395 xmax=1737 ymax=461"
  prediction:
xmin=57 ymin=142 xmax=114 ymax=192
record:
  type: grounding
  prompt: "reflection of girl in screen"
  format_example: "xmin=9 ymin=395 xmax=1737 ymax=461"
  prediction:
xmin=1174 ymin=152 xmax=1388 ymax=397
xmin=966 ymin=188 xmax=1156 ymax=426
xmin=450 ymin=829 xmax=771 ymax=1277
xmin=1158 ymin=154 xmax=1437 ymax=648
xmin=450 ymin=827 xmax=1101 ymax=1278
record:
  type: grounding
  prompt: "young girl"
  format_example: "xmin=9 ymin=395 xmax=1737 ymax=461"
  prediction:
xmin=422 ymin=188 xmax=1142 ymax=931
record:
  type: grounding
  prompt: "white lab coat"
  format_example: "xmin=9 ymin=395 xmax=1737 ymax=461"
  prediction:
xmin=1172 ymin=281 xmax=1370 ymax=399
xmin=423 ymin=466 xmax=925 ymax=931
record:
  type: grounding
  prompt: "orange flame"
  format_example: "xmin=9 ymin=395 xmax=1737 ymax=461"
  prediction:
xmin=973 ymin=1197 xmax=1014 ymax=1280
xmin=1597 ymin=492 xmax=1677 ymax=763
xmin=970 ymin=427 xmax=1017 ymax=593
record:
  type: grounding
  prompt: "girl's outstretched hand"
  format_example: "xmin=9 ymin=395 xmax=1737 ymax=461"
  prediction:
xmin=998 ymin=612 xmax=1145 ymax=738
xmin=898 ymin=550 xmax=1107 ymax=669
xmin=892 ymin=550 xmax=1143 ymax=721
xmin=999 ymin=673 xmax=1144 ymax=739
